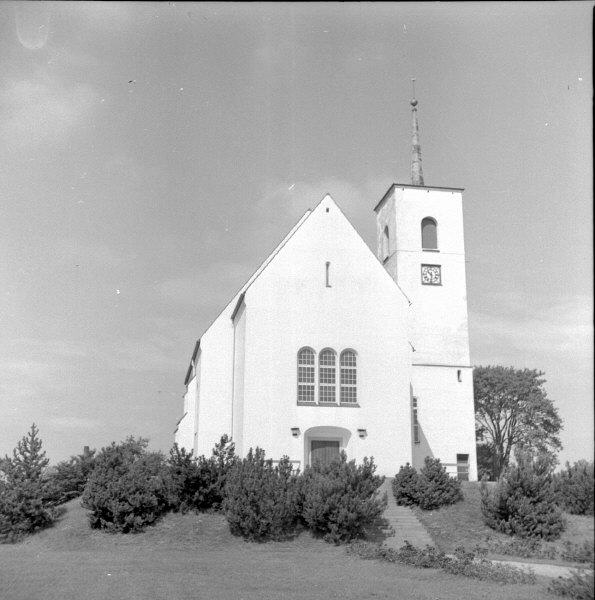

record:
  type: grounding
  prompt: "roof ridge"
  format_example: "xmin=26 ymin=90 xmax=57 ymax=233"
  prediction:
xmin=183 ymin=208 xmax=314 ymax=379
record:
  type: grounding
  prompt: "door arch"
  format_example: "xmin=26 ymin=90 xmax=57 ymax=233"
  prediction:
xmin=303 ymin=426 xmax=352 ymax=467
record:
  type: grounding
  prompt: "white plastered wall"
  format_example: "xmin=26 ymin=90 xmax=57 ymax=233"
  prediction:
xmin=411 ymin=365 xmax=478 ymax=480
xmin=235 ymin=195 xmax=413 ymax=476
xmin=376 ymin=185 xmax=477 ymax=480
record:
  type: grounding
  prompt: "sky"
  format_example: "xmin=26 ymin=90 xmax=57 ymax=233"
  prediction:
xmin=0 ymin=2 xmax=592 ymax=467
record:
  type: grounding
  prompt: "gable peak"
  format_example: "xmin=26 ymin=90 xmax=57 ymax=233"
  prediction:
xmin=313 ymin=193 xmax=338 ymax=212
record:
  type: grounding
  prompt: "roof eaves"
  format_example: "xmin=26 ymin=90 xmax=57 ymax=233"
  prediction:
xmin=226 ymin=208 xmax=313 ymax=316
xmin=330 ymin=197 xmax=411 ymax=307
xmin=230 ymin=292 xmax=245 ymax=322
xmin=184 ymin=339 xmax=201 ymax=385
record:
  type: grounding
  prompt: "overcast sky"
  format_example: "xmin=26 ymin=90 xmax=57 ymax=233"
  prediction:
xmin=1 ymin=2 xmax=592 ymax=466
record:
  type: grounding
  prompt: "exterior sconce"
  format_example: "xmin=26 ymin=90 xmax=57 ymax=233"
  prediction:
xmin=357 ymin=428 xmax=367 ymax=439
xmin=291 ymin=427 xmax=300 ymax=438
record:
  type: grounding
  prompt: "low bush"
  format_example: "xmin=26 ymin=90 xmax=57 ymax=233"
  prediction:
xmin=392 ymin=463 xmax=420 ymax=506
xmin=196 ymin=434 xmax=238 ymax=510
xmin=477 ymin=535 xmax=557 ymax=560
xmin=81 ymin=437 xmax=172 ymax=533
xmin=44 ymin=448 xmax=96 ymax=506
xmin=560 ymin=541 xmax=595 ymax=565
xmin=0 ymin=424 xmax=58 ymax=543
xmin=348 ymin=541 xmax=536 ymax=584
xmin=480 ymin=450 xmax=565 ymax=540
xmin=392 ymin=457 xmax=462 ymax=510
xmin=223 ymin=448 xmax=299 ymax=541
xmin=548 ymin=569 xmax=595 ymax=599
xmin=167 ymin=444 xmax=203 ymax=513
xmin=300 ymin=452 xmax=386 ymax=544
xmin=417 ymin=457 xmax=463 ymax=510
xmin=478 ymin=536 xmax=594 ymax=564
xmin=553 ymin=461 xmax=594 ymax=516
xmin=168 ymin=435 xmax=237 ymax=513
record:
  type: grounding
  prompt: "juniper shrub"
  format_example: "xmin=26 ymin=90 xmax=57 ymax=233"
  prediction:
xmin=299 ymin=452 xmax=386 ymax=544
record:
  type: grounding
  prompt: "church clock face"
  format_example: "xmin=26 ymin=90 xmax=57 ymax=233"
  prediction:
xmin=421 ymin=264 xmax=441 ymax=285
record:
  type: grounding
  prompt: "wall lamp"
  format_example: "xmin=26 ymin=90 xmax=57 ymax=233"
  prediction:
xmin=291 ymin=427 xmax=301 ymax=438
xmin=357 ymin=428 xmax=367 ymax=439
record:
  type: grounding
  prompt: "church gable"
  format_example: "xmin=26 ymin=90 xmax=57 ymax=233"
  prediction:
xmin=237 ymin=194 xmax=409 ymax=315
xmin=226 ymin=194 xmax=414 ymax=462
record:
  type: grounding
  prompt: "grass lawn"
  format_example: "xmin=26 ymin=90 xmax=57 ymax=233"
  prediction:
xmin=0 ymin=498 xmax=553 ymax=600
xmin=413 ymin=482 xmax=595 ymax=565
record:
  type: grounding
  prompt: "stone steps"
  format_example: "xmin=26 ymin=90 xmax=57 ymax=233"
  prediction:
xmin=370 ymin=478 xmax=435 ymax=549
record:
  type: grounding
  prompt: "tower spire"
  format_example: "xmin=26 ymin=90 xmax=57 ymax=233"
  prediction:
xmin=410 ymin=79 xmax=424 ymax=186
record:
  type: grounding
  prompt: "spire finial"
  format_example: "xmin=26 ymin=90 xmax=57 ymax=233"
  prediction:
xmin=410 ymin=78 xmax=424 ymax=185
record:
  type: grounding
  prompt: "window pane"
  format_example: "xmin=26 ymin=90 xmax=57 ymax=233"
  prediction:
xmin=319 ymin=349 xmax=337 ymax=403
xmin=340 ymin=351 xmax=356 ymax=367
xmin=319 ymin=367 xmax=335 ymax=384
xmin=319 ymin=386 xmax=336 ymax=402
xmin=340 ymin=387 xmax=357 ymax=403
xmin=320 ymin=350 xmax=335 ymax=366
xmin=298 ymin=349 xmax=315 ymax=404
xmin=298 ymin=349 xmax=314 ymax=365
xmin=298 ymin=385 xmax=315 ymax=402
xmin=340 ymin=368 xmax=356 ymax=385
xmin=298 ymin=365 xmax=314 ymax=383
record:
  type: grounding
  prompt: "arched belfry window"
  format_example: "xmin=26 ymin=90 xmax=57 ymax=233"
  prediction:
xmin=340 ymin=350 xmax=357 ymax=404
xmin=421 ymin=217 xmax=438 ymax=250
xmin=319 ymin=349 xmax=337 ymax=403
xmin=297 ymin=348 xmax=315 ymax=403
xmin=382 ymin=226 xmax=390 ymax=262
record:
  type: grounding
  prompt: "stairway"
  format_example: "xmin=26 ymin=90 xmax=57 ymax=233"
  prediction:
xmin=368 ymin=478 xmax=435 ymax=549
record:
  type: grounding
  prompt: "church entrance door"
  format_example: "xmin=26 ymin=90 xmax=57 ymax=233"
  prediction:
xmin=310 ymin=440 xmax=340 ymax=466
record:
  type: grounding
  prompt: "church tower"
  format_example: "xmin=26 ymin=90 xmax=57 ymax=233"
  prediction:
xmin=374 ymin=83 xmax=478 ymax=481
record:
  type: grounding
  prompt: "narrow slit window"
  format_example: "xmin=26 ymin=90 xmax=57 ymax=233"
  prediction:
xmin=412 ymin=397 xmax=420 ymax=444
xmin=457 ymin=369 xmax=462 ymax=382
xmin=325 ymin=261 xmax=331 ymax=287
xmin=457 ymin=454 xmax=470 ymax=481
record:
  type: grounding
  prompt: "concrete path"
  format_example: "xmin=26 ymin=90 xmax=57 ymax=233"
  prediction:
xmin=367 ymin=481 xmax=593 ymax=581
xmin=491 ymin=559 xmax=593 ymax=579
xmin=369 ymin=478 xmax=435 ymax=549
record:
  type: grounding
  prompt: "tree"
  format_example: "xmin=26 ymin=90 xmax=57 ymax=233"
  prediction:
xmin=0 ymin=424 xmax=57 ymax=541
xmin=474 ymin=366 xmax=562 ymax=480
xmin=81 ymin=437 xmax=172 ymax=532
xmin=480 ymin=449 xmax=565 ymax=539
xmin=45 ymin=447 xmax=97 ymax=505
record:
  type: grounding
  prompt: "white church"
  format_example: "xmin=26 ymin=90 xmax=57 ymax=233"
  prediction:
xmin=175 ymin=96 xmax=478 ymax=481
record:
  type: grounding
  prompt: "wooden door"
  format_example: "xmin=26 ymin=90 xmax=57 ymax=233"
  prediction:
xmin=311 ymin=440 xmax=340 ymax=466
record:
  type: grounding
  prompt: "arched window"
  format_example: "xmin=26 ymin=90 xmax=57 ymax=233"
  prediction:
xmin=382 ymin=226 xmax=390 ymax=261
xmin=340 ymin=350 xmax=357 ymax=404
xmin=319 ymin=349 xmax=337 ymax=403
xmin=297 ymin=348 xmax=315 ymax=403
xmin=421 ymin=217 xmax=438 ymax=250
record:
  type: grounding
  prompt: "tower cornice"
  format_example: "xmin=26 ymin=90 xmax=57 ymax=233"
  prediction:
xmin=373 ymin=183 xmax=465 ymax=213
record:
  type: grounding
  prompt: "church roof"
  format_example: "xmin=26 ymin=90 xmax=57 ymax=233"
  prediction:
xmin=183 ymin=205 xmax=313 ymax=384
